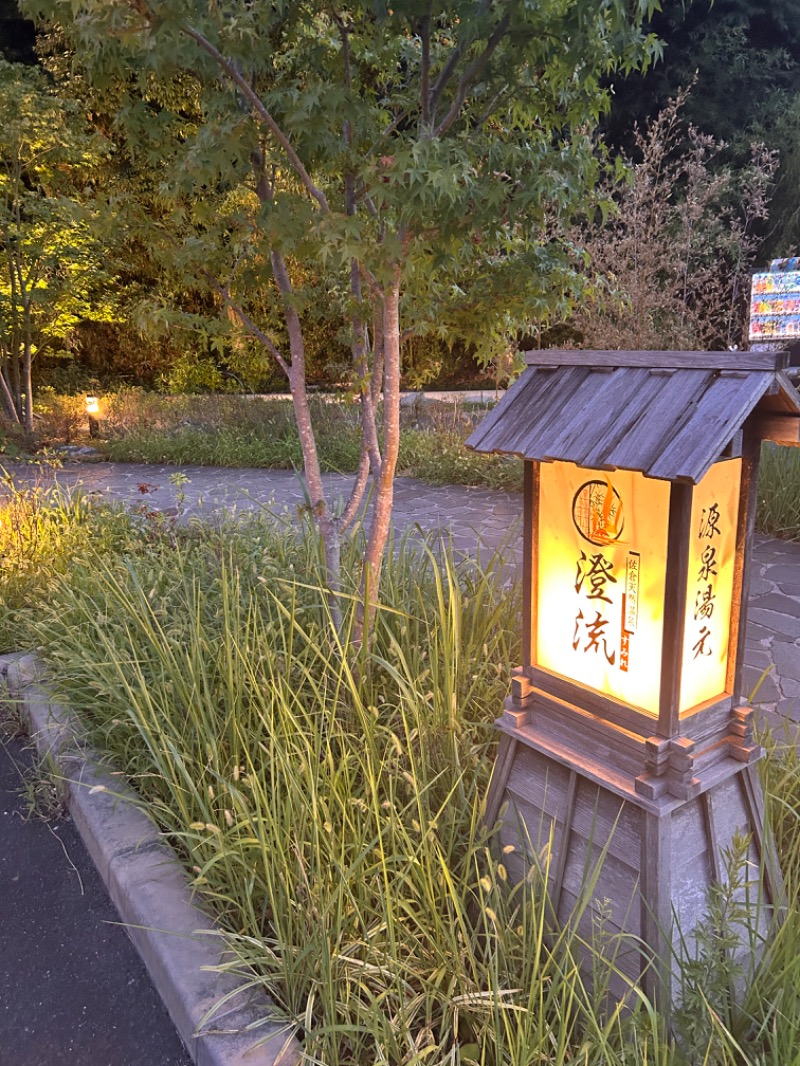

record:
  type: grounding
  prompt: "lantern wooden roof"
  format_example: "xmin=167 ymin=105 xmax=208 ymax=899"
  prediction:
xmin=466 ymin=350 xmax=800 ymax=483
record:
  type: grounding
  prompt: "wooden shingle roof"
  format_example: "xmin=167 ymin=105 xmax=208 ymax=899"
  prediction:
xmin=466 ymin=350 xmax=800 ymax=483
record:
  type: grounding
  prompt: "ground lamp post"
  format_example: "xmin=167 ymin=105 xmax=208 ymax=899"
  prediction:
xmin=467 ymin=349 xmax=800 ymax=1005
xmin=85 ymin=394 xmax=100 ymax=439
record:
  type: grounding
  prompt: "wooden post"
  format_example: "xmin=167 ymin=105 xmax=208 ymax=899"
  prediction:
xmin=640 ymin=809 xmax=672 ymax=1008
xmin=728 ymin=422 xmax=762 ymax=702
xmin=658 ymin=482 xmax=693 ymax=737
xmin=522 ymin=460 xmax=540 ymax=671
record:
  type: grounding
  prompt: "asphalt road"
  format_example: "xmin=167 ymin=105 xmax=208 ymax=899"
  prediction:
xmin=0 ymin=733 xmax=191 ymax=1066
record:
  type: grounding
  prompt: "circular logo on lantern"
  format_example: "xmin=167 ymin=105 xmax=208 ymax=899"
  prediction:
xmin=572 ymin=478 xmax=624 ymax=546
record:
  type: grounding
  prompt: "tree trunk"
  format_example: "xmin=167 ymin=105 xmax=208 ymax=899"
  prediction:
xmin=350 ymin=261 xmax=382 ymax=476
xmin=0 ymin=359 xmax=20 ymax=425
xmin=23 ymin=336 xmax=33 ymax=435
xmin=370 ymin=305 xmax=385 ymax=444
xmin=355 ymin=271 xmax=402 ymax=648
xmin=271 ymin=249 xmax=343 ymax=631
xmin=6 ymin=255 xmax=22 ymax=422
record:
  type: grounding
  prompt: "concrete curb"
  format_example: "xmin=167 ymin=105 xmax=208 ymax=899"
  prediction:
xmin=0 ymin=652 xmax=302 ymax=1066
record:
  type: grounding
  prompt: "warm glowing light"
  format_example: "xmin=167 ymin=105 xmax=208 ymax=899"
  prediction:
xmin=85 ymin=395 xmax=99 ymax=415
xmin=537 ymin=462 xmax=670 ymax=715
xmin=535 ymin=459 xmax=741 ymax=719
xmin=679 ymin=459 xmax=740 ymax=712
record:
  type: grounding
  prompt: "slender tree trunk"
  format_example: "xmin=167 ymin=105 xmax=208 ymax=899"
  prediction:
xmin=7 ymin=256 xmax=22 ymax=421
xmin=350 ymin=262 xmax=382 ymax=476
xmin=0 ymin=359 xmax=20 ymax=425
xmin=355 ymin=270 xmax=402 ymax=648
xmin=23 ymin=336 xmax=33 ymax=435
xmin=370 ymin=304 xmax=385 ymax=420
xmin=271 ymin=248 xmax=343 ymax=630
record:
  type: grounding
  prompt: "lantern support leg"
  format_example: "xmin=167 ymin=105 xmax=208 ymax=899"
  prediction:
xmin=484 ymin=732 xmax=518 ymax=830
xmin=640 ymin=809 xmax=672 ymax=1011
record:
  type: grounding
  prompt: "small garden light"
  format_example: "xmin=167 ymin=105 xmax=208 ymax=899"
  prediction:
xmin=85 ymin=394 xmax=100 ymax=438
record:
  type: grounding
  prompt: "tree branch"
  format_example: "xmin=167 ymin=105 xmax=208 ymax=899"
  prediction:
xmin=475 ymin=85 xmax=509 ymax=130
xmin=433 ymin=11 xmax=511 ymax=139
xmin=337 ymin=445 xmax=371 ymax=533
xmin=201 ymin=268 xmax=291 ymax=377
xmin=251 ymin=145 xmax=275 ymax=202
xmin=366 ymin=107 xmax=411 ymax=158
xmin=183 ymin=23 xmax=329 ymax=211
xmin=125 ymin=0 xmax=330 ymax=213
xmin=420 ymin=11 xmax=431 ymax=127
xmin=427 ymin=0 xmax=493 ymax=119
xmin=355 ymin=260 xmax=382 ymax=299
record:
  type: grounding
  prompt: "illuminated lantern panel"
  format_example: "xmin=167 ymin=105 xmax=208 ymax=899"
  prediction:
xmin=680 ymin=458 xmax=741 ymax=712
xmin=537 ymin=462 xmax=670 ymax=716
xmin=536 ymin=458 xmax=741 ymax=718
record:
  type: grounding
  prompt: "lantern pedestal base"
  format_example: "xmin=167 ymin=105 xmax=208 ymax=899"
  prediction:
xmin=485 ymin=716 xmax=782 ymax=1010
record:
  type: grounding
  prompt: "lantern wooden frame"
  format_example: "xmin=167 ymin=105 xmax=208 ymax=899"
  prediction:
xmin=467 ymin=349 xmax=800 ymax=1006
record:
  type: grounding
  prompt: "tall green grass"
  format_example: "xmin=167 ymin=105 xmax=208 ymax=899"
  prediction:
xmin=35 ymin=388 xmax=523 ymax=491
xmin=757 ymin=444 xmax=800 ymax=540
xmin=0 ymin=472 xmax=139 ymax=651
xmin=397 ymin=429 xmax=522 ymax=490
xmin=19 ymin=510 xmax=800 ymax=1064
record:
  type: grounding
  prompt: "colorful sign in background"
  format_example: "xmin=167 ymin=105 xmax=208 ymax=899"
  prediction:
xmin=750 ymin=260 xmax=800 ymax=341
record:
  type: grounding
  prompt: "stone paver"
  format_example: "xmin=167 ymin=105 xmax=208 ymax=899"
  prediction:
xmin=2 ymin=460 xmax=799 ymax=725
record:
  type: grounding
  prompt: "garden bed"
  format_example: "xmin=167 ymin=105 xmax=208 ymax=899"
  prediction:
xmin=1 ymin=488 xmax=799 ymax=1063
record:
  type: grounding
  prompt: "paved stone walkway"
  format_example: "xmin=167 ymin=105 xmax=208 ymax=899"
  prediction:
xmin=2 ymin=460 xmax=799 ymax=729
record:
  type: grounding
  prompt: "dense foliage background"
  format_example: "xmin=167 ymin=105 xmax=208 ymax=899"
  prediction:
xmin=0 ymin=0 xmax=797 ymax=398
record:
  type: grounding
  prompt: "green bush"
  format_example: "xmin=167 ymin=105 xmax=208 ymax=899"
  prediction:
xmin=32 ymin=389 xmax=88 ymax=444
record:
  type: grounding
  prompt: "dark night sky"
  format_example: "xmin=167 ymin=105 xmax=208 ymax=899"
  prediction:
xmin=0 ymin=0 xmax=37 ymax=65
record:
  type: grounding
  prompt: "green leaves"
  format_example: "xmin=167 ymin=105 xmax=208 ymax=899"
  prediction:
xmin=15 ymin=0 xmax=661 ymax=384
xmin=0 ymin=60 xmax=116 ymax=429
xmin=14 ymin=0 xmax=659 ymax=619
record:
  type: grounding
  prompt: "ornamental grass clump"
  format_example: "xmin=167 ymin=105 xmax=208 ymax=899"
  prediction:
xmin=757 ymin=444 xmax=800 ymax=541
xmin=0 ymin=472 xmax=136 ymax=650
xmin=29 ymin=520 xmax=638 ymax=1061
xmin=22 ymin=511 xmax=800 ymax=1064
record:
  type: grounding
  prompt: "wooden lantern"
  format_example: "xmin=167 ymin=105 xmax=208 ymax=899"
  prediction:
xmin=467 ymin=349 xmax=800 ymax=1005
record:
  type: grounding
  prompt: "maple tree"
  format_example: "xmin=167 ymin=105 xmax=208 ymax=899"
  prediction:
xmin=23 ymin=0 xmax=658 ymax=639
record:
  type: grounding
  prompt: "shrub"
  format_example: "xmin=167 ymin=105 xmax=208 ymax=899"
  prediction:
xmin=33 ymin=389 xmax=87 ymax=444
xmin=571 ymin=89 xmax=777 ymax=352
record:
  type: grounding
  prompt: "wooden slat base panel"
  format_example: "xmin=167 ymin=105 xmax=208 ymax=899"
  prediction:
xmin=501 ymin=792 xmax=565 ymax=880
xmin=505 ymin=749 xmax=572 ymax=820
xmin=487 ymin=729 xmax=780 ymax=1011
xmin=559 ymin=840 xmax=642 ymax=937
xmin=557 ymin=886 xmax=643 ymax=982
xmin=670 ymin=802 xmax=710 ymax=866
